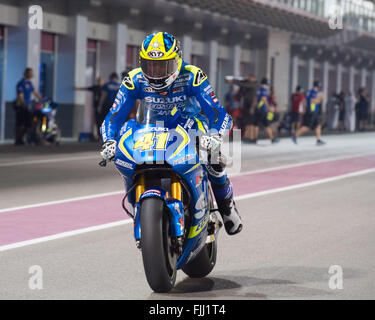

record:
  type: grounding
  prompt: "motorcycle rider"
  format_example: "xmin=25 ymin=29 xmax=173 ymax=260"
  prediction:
xmin=100 ymin=32 xmax=242 ymax=235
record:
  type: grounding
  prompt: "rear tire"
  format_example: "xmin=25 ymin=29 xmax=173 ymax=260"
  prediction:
xmin=140 ymin=197 xmax=177 ymax=293
xmin=182 ymin=239 xmax=217 ymax=278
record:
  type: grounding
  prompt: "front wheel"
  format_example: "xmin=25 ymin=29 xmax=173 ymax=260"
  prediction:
xmin=140 ymin=197 xmax=177 ymax=293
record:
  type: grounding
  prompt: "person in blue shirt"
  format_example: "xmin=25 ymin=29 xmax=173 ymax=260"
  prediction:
xmin=100 ymin=32 xmax=242 ymax=235
xmin=98 ymin=72 xmax=121 ymax=126
xmin=252 ymin=78 xmax=279 ymax=144
xmin=292 ymin=80 xmax=326 ymax=146
xmin=75 ymin=76 xmax=105 ymax=139
xmin=14 ymin=68 xmax=42 ymax=145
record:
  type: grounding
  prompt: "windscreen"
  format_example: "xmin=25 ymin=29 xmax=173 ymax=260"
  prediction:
xmin=136 ymin=100 xmax=181 ymax=125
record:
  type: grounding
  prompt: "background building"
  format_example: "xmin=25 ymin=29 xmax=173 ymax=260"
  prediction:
xmin=0 ymin=0 xmax=374 ymax=141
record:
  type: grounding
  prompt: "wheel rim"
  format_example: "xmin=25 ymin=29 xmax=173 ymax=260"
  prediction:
xmin=163 ymin=213 xmax=177 ymax=279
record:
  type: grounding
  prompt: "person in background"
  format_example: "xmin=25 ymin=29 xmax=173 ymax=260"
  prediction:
xmin=357 ymin=87 xmax=369 ymax=132
xmin=225 ymin=75 xmax=257 ymax=143
xmin=292 ymin=80 xmax=325 ymax=146
xmin=269 ymin=86 xmax=279 ymax=138
xmin=252 ymin=78 xmax=279 ymax=144
xmin=98 ymin=72 xmax=121 ymax=133
xmin=290 ymin=86 xmax=306 ymax=135
xmin=337 ymin=91 xmax=346 ymax=131
xmin=14 ymin=68 xmax=42 ymax=145
xmin=327 ymin=91 xmax=340 ymax=130
xmin=345 ymin=91 xmax=356 ymax=132
xmin=75 ymin=76 xmax=104 ymax=139
xmin=224 ymin=84 xmax=241 ymax=129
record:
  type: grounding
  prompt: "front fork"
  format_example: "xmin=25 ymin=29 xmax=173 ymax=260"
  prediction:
xmin=133 ymin=173 xmax=184 ymax=251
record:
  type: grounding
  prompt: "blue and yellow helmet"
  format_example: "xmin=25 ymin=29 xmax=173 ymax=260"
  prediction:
xmin=139 ymin=32 xmax=182 ymax=91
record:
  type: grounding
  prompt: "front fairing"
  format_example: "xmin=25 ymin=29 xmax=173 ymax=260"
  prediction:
xmin=114 ymin=113 xmax=211 ymax=269
xmin=114 ymin=115 xmax=203 ymax=181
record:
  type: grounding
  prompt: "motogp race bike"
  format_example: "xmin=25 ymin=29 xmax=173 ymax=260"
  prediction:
xmin=28 ymin=98 xmax=61 ymax=145
xmin=100 ymin=101 xmax=222 ymax=293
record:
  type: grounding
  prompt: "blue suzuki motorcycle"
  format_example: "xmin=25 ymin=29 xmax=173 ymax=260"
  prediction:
xmin=100 ymin=101 xmax=222 ymax=292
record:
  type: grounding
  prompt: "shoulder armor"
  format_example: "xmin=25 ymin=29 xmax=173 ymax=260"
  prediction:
xmin=184 ymin=65 xmax=208 ymax=87
xmin=122 ymin=68 xmax=142 ymax=90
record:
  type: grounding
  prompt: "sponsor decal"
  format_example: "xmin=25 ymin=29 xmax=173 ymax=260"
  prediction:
xmin=175 ymin=75 xmax=190 ymax=83
xmin=178 ymin=216 xmax=184 ymax=232
xmin=100 ymin=122 xmax=107 ymax=141
xmin=144 ymin=95 xmax=187 ymax=104
xmin=172 ymin=87 xmax=184 ymax=93
xmin=187 ymin=238 xmax=207 ymax=263
xmin=195 ymin=193 xmax=206 ymax=211
xmin=183 ymin=118 xmax=195 ymax=130
xmin=145 ymin=189 xmax=161 ymax=194
xmin=173 ymin=154 xmax=195 ymax=165
xmin=150 ymin=41 xmax=162 ymax=50
xmin=206 ymin=164 xmax=223 ymax=177
xmin=143 ymin=87 xmax=155 ymax=92
xmin=115 ymin=158 xmax=133 ymax=169
xmin=209 ymin=91 xmax=218 ymax=103
xmin=141 ymin=189 xmax=162 ymax=199
xmin=196 ymin=215 xmax=208 ymax=232
xmin=138 ymin=127 xmax=168 ymax=133
xmin=147 ymin=50 xmax=164 ymax=58
xmin=219 ymin=114 xmax=230 ymax=135
xmin=173 ymin=82 xmax=188 ymax=88
xmin=203 ymin=85 xmax=212 ymax=93
xmin=159 ymin=91 xmax=168 ymax=96
xmin=194 ymin=210 xmax=205 ymax=219
xmin=195 ymin=174 xmax=202 ymax=187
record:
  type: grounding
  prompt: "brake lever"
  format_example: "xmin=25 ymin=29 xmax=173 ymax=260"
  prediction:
xmin=99 ymin=159 xmax=107 ymax=167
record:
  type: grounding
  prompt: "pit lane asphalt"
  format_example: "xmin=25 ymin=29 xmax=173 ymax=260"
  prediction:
xmin=0 ymin=133 xmax=374 ymax=299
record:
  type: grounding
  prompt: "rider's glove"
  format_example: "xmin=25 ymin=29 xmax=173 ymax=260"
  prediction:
xmin=100 ymin=139 xmax=116 ymax=161
xmin=200 ymin=134 xmax=223 ymax=153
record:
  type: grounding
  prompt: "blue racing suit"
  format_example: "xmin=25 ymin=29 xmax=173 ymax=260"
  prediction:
xmin=101 ymin=61 xmax=233 ymax=187
xmin=16 ymin=79 xmax=35 ymax=107
xmin=306 ymin=88 xmax=320 ymax=113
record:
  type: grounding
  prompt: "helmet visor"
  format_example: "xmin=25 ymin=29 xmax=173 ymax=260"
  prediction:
xmin=140 ymin=58 xmax=178 ymax=79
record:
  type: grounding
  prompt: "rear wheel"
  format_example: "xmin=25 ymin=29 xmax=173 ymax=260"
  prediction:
xmin=140 ymin=197 xmax=177 ymax=292
xmin=182 ymin=238 xmax=217 ymax=278
xmin=183 ymin=189 xmax=217 ymax=278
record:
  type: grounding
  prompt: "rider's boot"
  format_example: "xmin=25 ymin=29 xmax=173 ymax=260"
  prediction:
xmin=211 ymin=178 xmax=243 ymax=235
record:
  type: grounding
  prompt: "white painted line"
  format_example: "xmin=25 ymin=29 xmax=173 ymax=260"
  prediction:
xmin=234 ymin=168 xmax=375 ymax=201
xmin=0 ymin=155 xmax=100 ymax=167
xmin=0 ymin=220 xmax=133 ymax=252
xmin=1 ymin=166 xmax=374 ymax=252
xmin=229 ymin=152 xmax=375 ymax=177
xmin=0 ymin=191 xmax=124 ymax=214
xmin=0 ymin=153 xmax=374 ymax=214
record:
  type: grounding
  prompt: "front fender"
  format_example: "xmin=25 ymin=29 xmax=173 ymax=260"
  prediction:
xmin=134 ymin=188 xmax=184 ymax=240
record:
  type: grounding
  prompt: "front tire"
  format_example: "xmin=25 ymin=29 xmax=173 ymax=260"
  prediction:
xmin=140 ymin=197 xmax=177 ymax=292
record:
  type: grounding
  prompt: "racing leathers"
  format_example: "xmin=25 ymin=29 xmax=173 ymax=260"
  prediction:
xmin=101 ymin=61 xmax=242 ymax=235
